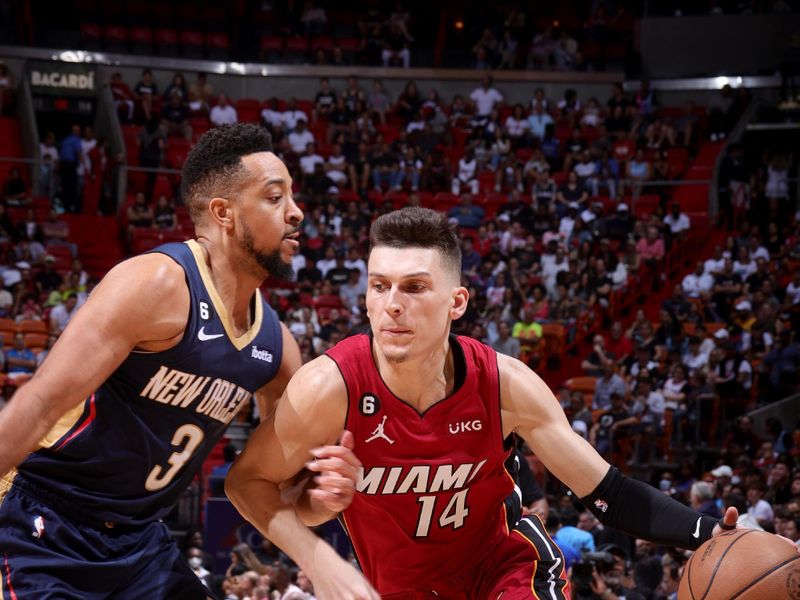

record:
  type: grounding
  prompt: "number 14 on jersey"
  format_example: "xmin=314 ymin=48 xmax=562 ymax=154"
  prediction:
xmin=415 ymin=489 xmax=470 ymax=537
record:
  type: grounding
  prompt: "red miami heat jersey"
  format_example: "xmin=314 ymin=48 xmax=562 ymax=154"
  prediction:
xmin=326 ymin=333 xmax=516 ymax=594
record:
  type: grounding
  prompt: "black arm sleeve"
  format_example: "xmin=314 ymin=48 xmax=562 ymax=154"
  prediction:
xmin=580 ymin=466 xmax=717 ymax=550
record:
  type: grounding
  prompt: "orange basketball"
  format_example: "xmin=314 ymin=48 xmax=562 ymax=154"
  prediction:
xmin=678 ymin=529 xmax=800 ymax=600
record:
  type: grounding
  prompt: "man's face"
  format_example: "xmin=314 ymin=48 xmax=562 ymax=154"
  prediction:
xmin=366 ymin=246 xmax=466 ymax=364
xmin=747 ymin=487 xmax=762 ymax=505
xmin=233 ymin=153 xmax=303 ymax=279
xmin=577 ymin=512 xmax=595 ymax=531
xmin=771 ymin=463 xmax=790 ymax=484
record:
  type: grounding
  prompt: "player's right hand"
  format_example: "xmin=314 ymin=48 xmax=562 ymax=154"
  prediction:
xmin=312 ymin=559 xmax=381 ymax=600
xmin=306 ymin=430 xmax=361 ymax=514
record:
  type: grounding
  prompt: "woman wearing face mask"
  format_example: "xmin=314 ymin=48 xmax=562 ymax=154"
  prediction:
xmin=186 ymin=547 xmax=211 ymax=588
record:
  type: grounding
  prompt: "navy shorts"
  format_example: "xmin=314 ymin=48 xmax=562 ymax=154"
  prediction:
xmin=0 ymin=475 xmax=213 ymax=600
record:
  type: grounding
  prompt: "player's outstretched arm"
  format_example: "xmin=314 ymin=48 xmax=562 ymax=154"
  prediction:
xmin=498 ymin=354 xmax=738 ymax=550
xmin=0 ymin=254 xmax=188 ymax=478
xmin=226 ymin=356 xmax=379 ymax=600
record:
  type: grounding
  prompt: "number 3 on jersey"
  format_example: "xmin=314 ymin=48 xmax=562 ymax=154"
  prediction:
xmin=145 ymin=424 xmax=204 ymax=491
xmin=415 ymin=489 xmax=470 ymax=537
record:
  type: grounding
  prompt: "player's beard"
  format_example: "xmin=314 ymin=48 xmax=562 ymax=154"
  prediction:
xmin=383 ymin=348 xmax=409 ymax=364
xmin=240 ymin=220 xmax=294 ymax=280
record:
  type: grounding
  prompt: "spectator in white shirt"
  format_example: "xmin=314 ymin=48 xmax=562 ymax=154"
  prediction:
xmin=40 ymin=131 xmax=60 ymax=165
xmin=344 ymin=247 xmax=367 ymax=279
xmin=786 ymin=270 xmax=800 ymax=305
xmin=747 ymin=483 xmax=774 ymax=528
xmin=261 ymin=97 xmax=284 ymax=132
xmin=469 ymin=75 xmax=504 ymax=120
xmin=732 ymin=246 xmax=757 ymax=280
xmin=288 ymin=119 xmax=315 ymax=154
xmin=747 ymin=236 xmax=770 ymax=262
xmin=682 ymin=262 xmax=714 ymax=298
xmin=704 ymin=246 xmax=726 ymax=276
xmin=541 ymin=243 xmax=569 ymax=294
xmin=299 ymin=142 xmax=324 ymax=176
xmin=317 ymin=246 xmax=337 ymax=278
xmin=504 ymin=104 xmax=530 ymax=141
xmin=281 ymin=98 xmax=308 ymax=131
xmin=49 ymin=293 xmax=81 ymax=335
xmin=663 ymin=202 xmax=691 ymax=236
xmin=451 ymin=149 xmax=479 ymax=195
xmin=209 ymin=94 xmax=238 ymax=127
xmin=559 ymin=203 xmax=579 ymax=241
xmin=682 ymin=337 xmax=709 ymax=372
xmin=573 ymin=151 xmax=599 ymax=196
xmin=325 ymin=144 xmax=349 ymax=186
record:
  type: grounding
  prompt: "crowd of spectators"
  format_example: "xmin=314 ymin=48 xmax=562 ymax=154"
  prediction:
xmin=463 ymin=1 xmax=634 ymax=71
xmin=538 ymin=437 xmax=800 ymax=600
xmin=0 ymin=202 xmax=90 ymax=410
xmin=36 ymin=124 xmax=118 ymax=215
xmin=7 ymin=62 xmax=800 ymax=599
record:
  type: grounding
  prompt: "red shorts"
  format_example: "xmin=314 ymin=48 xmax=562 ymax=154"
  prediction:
xmin=381 ymin=515 xmax=570 ymax=600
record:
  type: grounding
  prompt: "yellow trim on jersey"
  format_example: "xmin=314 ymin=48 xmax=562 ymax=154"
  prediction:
xmin=0 ymin=468 xmax=18 ymax=509
xmin=38 ymin=400 xmax=86 ymax=449
xmin=185 ymin=240 xmax=264 ymax=351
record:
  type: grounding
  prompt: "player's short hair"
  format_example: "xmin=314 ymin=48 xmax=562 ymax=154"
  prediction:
xmin=181 ymin=123 xmax=273 ymax=224
xmin=369 ymin=207 xmax=461 ymax=281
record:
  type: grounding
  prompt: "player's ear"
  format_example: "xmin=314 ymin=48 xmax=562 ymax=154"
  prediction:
xmin=208 ymin=197 xmax=233 ymax=229
xmin=450 ymin=286 xmax=469 ymax=320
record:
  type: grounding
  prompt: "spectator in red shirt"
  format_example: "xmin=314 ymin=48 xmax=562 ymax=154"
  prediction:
xmin=636 ymin=225 xmax=665 ymax=290
xmin=605 ymin=320 xmax=633 ymax=365
xmin=110 ymin=72 xmax=135 ymax=123
xmin=636 ymin=225 xmax=664 ymax=262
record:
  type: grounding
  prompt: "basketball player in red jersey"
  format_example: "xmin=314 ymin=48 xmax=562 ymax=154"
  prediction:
xmin=227 ymin=207 xmax=744 ymax=599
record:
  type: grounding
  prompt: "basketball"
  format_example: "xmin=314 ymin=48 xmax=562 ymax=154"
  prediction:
xmin=678 ymin=529 xmax=800 ymax=600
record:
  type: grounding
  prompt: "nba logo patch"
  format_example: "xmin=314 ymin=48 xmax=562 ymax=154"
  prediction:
xmin=594 ymin=499 xmax=608 ymax=513
xmin=32 ymin=515 xmax=45 ymax=539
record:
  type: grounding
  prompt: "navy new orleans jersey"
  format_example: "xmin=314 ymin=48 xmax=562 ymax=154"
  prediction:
xmin=12 ymin=240 xmax=283 ymax=525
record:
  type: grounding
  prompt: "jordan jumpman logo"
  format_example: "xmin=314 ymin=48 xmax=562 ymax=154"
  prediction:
xmin=365 ymin=415 xmax=395 ymax=444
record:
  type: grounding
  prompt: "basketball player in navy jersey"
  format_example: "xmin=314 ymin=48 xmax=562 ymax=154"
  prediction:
xmin=0 ymin=124 xmax=358 ymax=599
xmin=227 ymin=207 xmax=750 ymax=599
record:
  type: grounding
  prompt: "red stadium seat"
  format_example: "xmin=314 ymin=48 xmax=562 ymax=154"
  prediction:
xmin=632 ymin=194 xmax=661 ymax=219
xmin=152 ymin=175 xmax=173 ymax=200
xmin=180 ymin=30 xmax=205 ymax=58
xmin=103 ymin=25 xmax=128 ymax=53
xmin=337 ymin=37 xmax=361 ymax=53
xmin=80 ymin=23 xmax=103 ymax=48
xmin=19 ymin=320 xmax=48 ymax=335
xmin=260 ymin=35 xmax=284 ymax=60
xmin=311 ymin=36 xmax=334 ymax=52
xmin=338 ymin=189 xmax=359 ymax=203
xmin=433 ymin=192 xmax=459 ymax=212
xmin=235 ymin=99 xmax=262 ymax=124
xmin=24 ymin=333 xmax=49 ymax=351
xmin=129 ymin=27 xmax=153 ymax=54
xmin=205 ymin=32 xmax=230 ymax=59
xmin=386 ymin=190 xmax=408 ymax=209
xmin=154 ymin=29 xmax=178 ymax=54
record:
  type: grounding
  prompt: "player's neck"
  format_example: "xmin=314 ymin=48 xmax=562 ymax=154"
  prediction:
xmin=195 ymin=237 xmax=262 ymax=334
xmin=373 ymin=337 xmax=455 ymax=412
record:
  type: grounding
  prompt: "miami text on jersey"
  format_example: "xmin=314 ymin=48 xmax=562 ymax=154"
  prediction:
xmin=356 ymin=459 xmax=487 ymax=495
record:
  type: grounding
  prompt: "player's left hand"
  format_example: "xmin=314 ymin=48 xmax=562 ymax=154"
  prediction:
xmin=711 ymin=506 xmax=739 ymax=536
xmin=306 ymin=430 xmax=361 ymax=514
xmin=713 ymin=506 xmax=800 ymax=554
